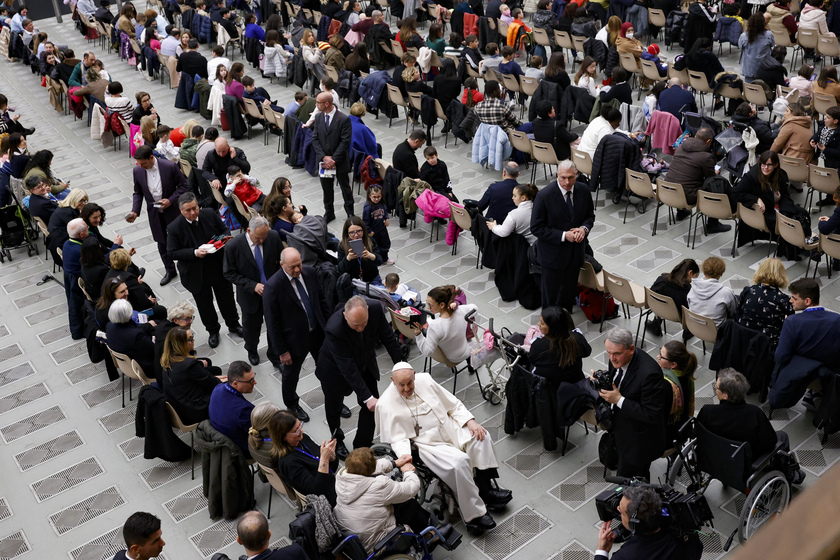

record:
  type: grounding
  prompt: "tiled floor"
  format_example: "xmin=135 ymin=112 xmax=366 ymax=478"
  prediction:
xmin=0 ymin=12 xmax=838 ymax=560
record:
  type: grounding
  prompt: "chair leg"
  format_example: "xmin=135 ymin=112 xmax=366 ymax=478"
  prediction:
xmin=652 ymin=202 xmax=661 ymax=236
xmin=623 ymin=198 xmax=632 ymax=224
xmin=634 ymin=309 xmax=645 ymax=347
xmin=452 ymin=368 xmax=458 ymax=394
xmin=267 ymin=483 xmax=273 ymax=519
xmin=562 ymin=425 xmax=570 ymax=456
xmin=190 ymin=432 xmax=195 ymax=480
xmin=121 ymin=373 xmax=125 ymax=408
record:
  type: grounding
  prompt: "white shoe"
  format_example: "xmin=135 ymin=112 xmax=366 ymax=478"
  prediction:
xmin=576 ymin=51 xmax=584 ymax=61
xmin=145 ymin=74 xmax=154 ymax=81
xmin=385 ymin=258 xmax=396 ymax=265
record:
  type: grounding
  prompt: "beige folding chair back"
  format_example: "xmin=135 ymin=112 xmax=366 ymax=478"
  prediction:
xmin=649 ymin=8 xmax=666 ymax=28
xmin=389 ymin=308 xmax=417 ymax=340
xmin=742 ymin=82 xmax=768 ymax=108
xmin=179 ymin=159 xmax=193 ymax=180
xmin=166 ymin=54 xmax=180 ymax=89
xmin=374 ymin=158 xmax=390 ymax=181
xmin=498 ymin=19 xmax=509 ymax=38
xmin=78 ymin=278 xmax=94 ymax=302
xmin=231 ymin=193 xmax=261 ymax=221
xmin=165 ymin=401 xmax=200 ymax=479
xmin=242 ymin=97 xmax=265 ymax=122
xmin=656 ymin=178 xmax=693 ymax=211
xmin=737 ymin=201 xmax=771 ymax=234
xmin=572 ymin=149 xmax=593 ymax=176
xmin=34 ymin=216 xmax=49 ymax=237
xmin=681 ymin=306 xmax=718 ymax=353
xmin=578 ymin=261 xmax=605 ymax=292
xmin=619 ymin=52 xmax=639 ymax=76
xmin=667 ymin=65 xmax=689 ymax=85
xmin=776 ymin=85 xmax=800 ymax=105
xmin=408 ymin=91 xmax=423 ymax=115
xmin=257 ymin=463 xmax=305 ymax=516
xmin=390 ymin=39 xmax=405 ymax=60
xmin=530 ymin=140 xmax=559 ymax=166
xmin=779 ymin=154 xmax=808 ymax=184
xmin=819 ymin=233 xmax=840 ymax=276
xmin=509 ymin=130 xmax=533 ymax=163
xmin=571 ymin=35 xmax=587 ymax=55
xmin=110 ymin=349 xmax=155 ymax=385
xmin=532 ymin=28 xmax=550 ymax=48
xmin=520 ymin=75 xmax=539 ymax=97
xmin=776 ymin=211 xmax=819 ymax=268
xmin=717 ymin=82 xmax=742 ymax=104
xmin=817 ymin=34 xmax=840 ymax=59
xmin=602 ymin=270 xmax=647 ymax=339
xmin=645 ymin=288 xmax=681 ymax=323
xmin=807 ymin=164 xmax=840 ymax=208
xmin=386 ymin=84 xmax=409 ymax=130
xmin=500 ymin=73 xmax=521 ymax=96
xmin=325 ymin=64 xmax=339 ymax=83
xmin=688 ymin=70 xmax=712 ymax=95
xmin=211 ymin=183 xmax=228 ymax=209
xmin=772 ymin=28 xmax=793 ymax=47
xmin=443 ymin=52 xmax=460 ymax=68
xmin=429 ymin=50 xmax=443 ymax=69
xmin=641 ymin=59 xmax=665 ymax=83
xmin=554 ymin=30 xmax=574 ymax=51
xmin=626 ymin=169 xmax=655 ymax=199
xmin=798 ymin=28 xmax=819 ymax=50
xmin=448 ymin=202 xmax=473 ymax=231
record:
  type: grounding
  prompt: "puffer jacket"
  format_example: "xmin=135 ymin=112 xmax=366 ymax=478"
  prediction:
xmin=533 ymin=9 xmax=560 ymax=43
xmin=590 ymin=132 xmax=642 ymax=194
xmin=738 ymin=30 xmax=774 ymax=80
xmin=192 ymin=12 xmax=213 ymax=44
xmin=263 ymin=45 xmax=289 ymax=78
xmin=358 ymin=70 xmax=392 ymax=110
xmin=766 ymin=3 xmax=797 ymax=36
xmin=799 ymin=3 xmax=830 ymax=35
xmin=333 ymin=460 xmax=420 ymax=552
xmin=771 ymin=115 xmax=815 ymax=163
xmin=661 ymin=136 xmax=716 ymax=204
xmin=715 ymin=16 xmax=743 ymax=45
xmin=472 ymin=123 xmax=512 ymax=171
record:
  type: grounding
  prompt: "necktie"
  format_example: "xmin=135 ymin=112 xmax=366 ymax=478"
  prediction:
xmin=565 ymin=190 xmax=574 ymax=215
xmin=254 ymin=244 xmax=267 ymax=284
xmin=325 ymin=114 xmax=330 ymax=129
xmin=613 ymin=368 xmax=624 ymax=390
xmin=189 ymin=220 xmax=201 ymax=246
xmin=294 ymin=277 xmax=316 ymax=329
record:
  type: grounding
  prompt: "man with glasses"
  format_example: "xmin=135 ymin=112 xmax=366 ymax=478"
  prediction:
xmin=311 ymin=92 xmax=353 ymax=222
xmin=25 ymin=175 xmax=59 ymax=225
xmin=209 ymin=361 xmax=257 ymax=453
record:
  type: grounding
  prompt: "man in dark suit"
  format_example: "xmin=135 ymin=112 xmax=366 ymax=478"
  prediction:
xmin=311 ymin=92 xmax=354 ymax=222
xmin=531 ymin=160 xmax=596 ymax=311
xmin=594 ymin=486 xmax=703 ymax=560
xmin=26 ymin=176 xmax=59 ymax=225
xmin=223 ymin=216 xmax=282 ymax=366
xmin=476 ymin=162 xmax=520 ymax=222
xmin=167 ymin=192 xmax=242 ymax=349
xmin=210 ymin=511 xmax=309 ymax=560
xmin=315 ymin=296 xmax=403 ymax=458
xmin=201 ymin=137 xmax=251 ymax=226
xmin=391 ymin=130 xmax=426 ymax=179
xmin=263 ymin=247 xmax=329 ymax=422
xmin=597 ymin=328 xmax=671 ymax=480
xmin=111 ymin=511 xmax=166 ymax=560
xmin=126 ymin=145 xmax=188 ymax=285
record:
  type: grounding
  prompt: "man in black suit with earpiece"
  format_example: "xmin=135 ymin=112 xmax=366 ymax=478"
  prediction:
xmin=311 ymin=91 xmax=353 ymax=222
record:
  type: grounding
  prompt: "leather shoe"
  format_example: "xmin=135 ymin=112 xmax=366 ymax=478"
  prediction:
xmin=208 ymin=332 xmax=220 ymax=348
xmin=325 ymin=212 xmax=336 ymax=223
xmin=335 ymin=440 xmax=349 ymax=461
xmin=465 ymin=514 xmax=496 ymax=534
xmin=481 ymin=488 xmax=513 ymax=510
xmin=269 ymin=358 xmax=283 ymax=369
xmin=294 ymin=406 xmax=310 ymax=422
xmin=340 ymin=404 xmax=352 ymax=418
xmin=160 ymin=271 xmax=177 ymax=286
xmin=248 ymin=352 xmax=260 ymax=366
xmin=22 ymin=127 xmax=35 ymax=136
xmin=230 ymin=325 xmax=245 ymax=338
xmin=705 ymin=222 xmax=732 ymax=234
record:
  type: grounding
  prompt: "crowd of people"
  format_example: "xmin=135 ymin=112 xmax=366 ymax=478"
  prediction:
xmin=4 ymin=0 xmax=840 ymax=558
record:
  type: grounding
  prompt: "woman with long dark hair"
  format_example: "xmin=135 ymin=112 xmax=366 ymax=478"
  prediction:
xmin=432 ymin=58 xmax=461 ymax=112
xmin=645 ymin=258 xmax=699 ymax=337
xmin=685 ymin=37 xmax=724 ymax=87
xmin=337 ymin=216 xmax=383 ymax=283
xmin=160 ymin=326 xmax=226 ymax=424
xmin=345 ymin=43 xmax=371 ymax=76
xmin=412 ymin=285 xmax=476 ymax=363
xmin=225 ymin=61 xmax=246 ymax=103
xmin=529 ymin=307 xmax=592 ymax=392
xmin=22 ymin=150 xmax=69 ymax=196
xmin=80 ymin=236 xmax=110 ymax=298
xmin=543 ymin=52 xmax=571 ymax=89
xmin=738 ymin=13 xmax=774 ymax=82
xmin=397 ymin=16 xmax=425 ymax=50
xmin=657 ymin=340 xmax=697 ymax=437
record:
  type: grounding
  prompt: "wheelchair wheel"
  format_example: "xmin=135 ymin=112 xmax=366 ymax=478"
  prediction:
xmin=666 ymin=439 xmax=696 ymax=487
xmin=481 ymin=383 xmax=503 ymax=405
xmin=737 ymin=470 xmax=790 ymax=544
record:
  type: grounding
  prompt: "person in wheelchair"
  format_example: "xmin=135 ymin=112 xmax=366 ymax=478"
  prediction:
xmin=335 ymin=448 xmax=460 ymax=553
xmin=376 ymin=363 xmax=512 ymax=535
xmin=696 ymin=368 xmax=805 ymax=485
xmin=594 ymin=486 xmax=703 ymax=560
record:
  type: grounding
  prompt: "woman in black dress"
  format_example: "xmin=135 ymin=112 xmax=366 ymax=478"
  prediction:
xmin=644 ymin=258 xmax=699 ymax=337
xmin=529 ymin=307 xmax=592 ymax=392
xmin=736 ymin=257 xmax=793 ymax=347
xmin=160 ymin=327 xmax=226 ymax=425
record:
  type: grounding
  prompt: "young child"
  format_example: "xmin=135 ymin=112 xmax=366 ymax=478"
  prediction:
xmin=479 ymin=42 xmax=501 ymax=76
xmin=385 ymin=272 xmax=419 ymax=306
xmin=461 ymin=77 xmax=484 ymax=107
xmin=525 ymin=55 xmax=544 ymax=80
xmin=461 ymin=34 xmax=483 ymax=72
xmin=241 ymin=75 xmax=284 ymax=113
xmin=789 ymin=63 xmax=814 ymax=107
xmin=0 ymin=7 xmax=10 ymax=27
xmin=155 ymin=125 xmax=180 ymax=162
xmin=93 ymin=59 xmax=111 ymax=81
xmin=443 ymin=32 xmax=463 ymax=56
xmin=510 ymin=8 xmax=531 ymax=32
xmin=225 ymin=164 xmax=266 ymax=211
xmin=498 ymin=45 xmax=524 ymax=77
xmin=303 ymin=77 xmax=340 ymax=127
xmin=499 ymin=4 xmax=513 ymax=24
xmin=641 ymin=44 xmax=668 ymax=78
xmin=362 ymin=186 xmax=393 ymax=264
xmin=420 ymin=146 xmax=457 ymax=201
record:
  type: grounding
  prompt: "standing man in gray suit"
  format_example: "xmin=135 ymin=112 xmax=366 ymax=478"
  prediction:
xmin=311 ymin=92 xmax=354 ymax=222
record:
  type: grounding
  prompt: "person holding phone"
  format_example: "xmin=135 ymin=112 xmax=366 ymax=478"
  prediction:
xmin=412 ymin=285 xmax=476 ymax=365
xmin=336 ymin=217 xmax=383 ymax=285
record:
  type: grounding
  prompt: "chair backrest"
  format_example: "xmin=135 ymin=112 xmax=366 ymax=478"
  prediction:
xmin=431 ymin=344 xmax=459 ymax=368
xmin=211 ymin=181 xmax=228 ymax=208
xmin=377 ymin=40 xmax=393 ymax=56
xmin=498 ymin=19 xmax=509 ymax=37
xmin=648 ymin=8 xmax=666 ymax=27
xmin=645 ymin=287 xmax=681 ymax=323
xmin=165 ymin=401 xmax=199 ymax=431
xmin=179 ymin=159 xmax=193 ymax=180
xmin=242 ymin=97 xmax=264 ymax=120
xmin=389 ymin=308 xmax=417 ymax=339
xmin=443 ymin=52 xmax=460 ymax=68
xmin=808 ymin=164 xmax=840 ymax=195
xmin=820 ymin=232 xmax=840 ymax=260
xmin=778 ymin=154 xmax=808 ymax=183
xmin=626 ymin=169 xmax=655 ymax=199
xmin=386 ymin=84 xmax=407 ymax=107
xmin=798 ymin=28 xmax=818 ymax=49
xmin=429 ymin=50 xmax=443 ymax=68
xmin=776 ymin=210 xmax=808 ymax=249
xmin=695 ymin=422 xmax=750 ymax=492
xmin=231 ymin=193 xmax=260 ymax=220
xmin=717 ymin=82 xmax=742 ymax=101
xmin=434 ymin=99 xmax=447 ymax=120
xmin=578 ymin=261 xmax=605 ymax=292
xmin=696 ymin=190 xmax=735 ymax=220
xmin=818 ymin=34 xmax=840 ymax=57
xmin=407 ymin=91 xmax=423 ymax=112
xmin=325 ymin=64 xmax=339 ymax=83
xmin=603 ymin=270 xmax=644 ymax=308
xmin=736 ymin=202 xmax=770 ymax=233
xmin=271 ymin=110 xmax=285 ymax=132
xmin=554 ymin=30 xmax=573 ymax=50
xmin=619 ymin=52 xmax=639 ymax=74
xmin=656 ymin=178 xmax=691 ymax=210
xmin=257 ymin=463 xmax=305 ymax=511
xmin=78 ymin=277 xmax=94 ymax=302
xmin=262 ymin=108 xmax=277 ymax=128
xmin=771 ymin=28 xmax=793 ymax=47
xmin=109 ymin=347 xmax=155 ymax=385
xmin=641 ymin=59 xmax=664 ymax=82
xmin=742 ymin=82 xmax=768 ymax=107
xmin=519 ymin=76 xmax=539 ymax=96
xmin=668 ymin=65 xmax=689 ymax=85
xmin=688 ymin=70 xmax=711 ymax=92
xmin=681 ymin=306 xmax=718 ymax=343
xmin=530 ymin=140 xmax=559 ymax=165
xmin=374 ymin=158 xmax=390 ymax=181
xmin=572 ymin=149 xmax=593 ymax=176
xmin=532 ymin=27 xmax=550 ymax=46
xmin=812 ymin=92 xmax=837 ymax=116
xmin=34 ymin=216 xmax=49 ymax=236
xmin=390 ymin=38 xmax=405 ymax=59
xmin=448 ymin=201 xmax=473 ymax=231
xmin=500 ymin=73 xmax=521 ymax=93
xmin=509 ymin=130 xmax=533 ymax=155
xmin=776 ymin=85 xmax=800 ymax=105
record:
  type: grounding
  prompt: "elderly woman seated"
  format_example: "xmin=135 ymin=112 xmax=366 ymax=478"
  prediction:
xmin=105 ymin=299 xmax=157 ymax=379
xmin=153 ymin=301 xmax=197 ymax=381
xmin=104 ymin=248 xmax=167 ymax=320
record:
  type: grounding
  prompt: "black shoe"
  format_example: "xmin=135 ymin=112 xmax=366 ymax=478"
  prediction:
xmin=811 ymin=251 xmax=824 ymax=262
xmin=137 ymin=267 xmax=146 ymax=279
xmin=705 ymin=221 xmax=732 ymax=234
xmin=832 ymin=258 xmax=840 ymax=271
xmin=22 ymin=127 xmax=35 ymax=136
xmin=790 ymin=469 xmax=806 ymax=485
xmin=248 ymin=352 xmax=260 ymax=366
xmin=645 ymin=319 xmax=662 ymax=337
xmin=675 ymin=209 xmax=691 ymax=221
xmin=325 ymin=212 xmax=336 ymax=223
xmin=340 ymin=404 xmax=352 ymax=418
xmin=208 ymin=332 xmax=220 ymax=348
xmin=465 ymin=514 xmax=496 ymax=534
xmin=480 ymin=488 xmax=513 ymax=510
xmin=818 ymin=196 xmax=835 ymax=207
xmin=230 ymin=325 xmax=245 ymax=338
xmin=269 ymin=358 xmax=283 ymax=368
xmin=611 ymin=191 xmax=622 ymax=205
xmin=160 ymin=271 xmax=177 ymax=286
xmin=335 ymin=440 xmax=349 ymax=460
xmin=294 ymin=406 xmax=310 ymax=422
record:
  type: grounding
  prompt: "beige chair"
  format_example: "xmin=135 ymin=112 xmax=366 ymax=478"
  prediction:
xmin=270 ymin=109 xmax=285 ymax=153
xmin=509 ymin=130 xmax=533 ymax=169
xmin=532 ymin=28 xmax=551 ymax=51
xmin=776 ymin=211 xmax=820 ymax=275
xmin=776 ymin=85 xmax=800 ymax=106
xmin=772 ymin=28 xmax=802 ymax=69
xmin=386 ymin=84 xmax=410 ymax=132
xmin=641 ymin=59 xmax=666 ymax=84
xmin=778 ymin=154 xmax=809 ymax=192
xmin=619 ymin=52 xmax=641 ymax=95
xmin=443 ymin=52 xmax=460 ymax=68
xmin=429 ymin=50 xmax=443 ymax=69
xmin=109 ymin=348 xmax=155 ymax=408
xmin=736 ymin=202 xmax=776 ymax=257
xmin=654 ymin=178 xmax=696 ymax=242
xmin=78 ymin=278 xmax=94 ymax=302
xmin=498 ymin=19 xmax=509 ymax=38
xmin=165 ymin=402 xmax=199 ymax=479
xmin=643 ymin=288 xmax=682 ymax=346
xmin=448 ymin=202 xmax=477 ymax=261
xmin=519 ymin=75 xmax=539 ymax=98
xmin=806 ymin=164 xmax=840 ymax=210
xmin=692 ymin=190 xmax=737 ymax=254
xmin=407 ymin=91 xmax=423 ymax=127
xmin=818 ymin=233 xmax=840 ymax=278
xmin=717 ymin=81 xmax=743 ymax=108
xmin=668 ymin=65 xmax=690 ymax=86
xmin=624 ymin=169 xmax=656 ymax=224
xmin=500 ymin=73 xmax=522 ymax=115
xmin=257 ymin=463 xmax=305 ymax=517
xmin=530 ymin=140 xmax=560 ymax=183
xmin=325 ymin=64 xmax=339 ymax=84
xmin=601 ymin=270 xmax=647 ymax=342
xmin=179 ymin=159 xmax=193 ymax=181
xmin=681 ymin=306 xmax=718 ymax=355
xmin=798 ymin=28 xmax=819 ymax=56
xmin=389 ymin=308 xmax=418 ymax=341
xmin=578 ymin=261 xmax=605 ymax=293
xmin=554 ymin=30 xmax=574 ymax=63
xmin=242 ymin=98 xmax=267 ymax=141
xmin=571 ymin=35 xmax=587 ymax=58
xmin=572 ymin=149 xmax=593 ymax=176
xmin=231 ymin=193 xmax=261 ymax=221
xmin=742 ymin=82 xmax=770 ymax=113
xmin=648 ymin=8 xmax=666 ymax=43
xmin=433 ymin=99 xmax=452 ymax=147
xmin=687 ymin=70 xmax=713 ymax=111
xmin=427 ymin=345 xmax=472 ymax=394
xmin=390 ymin=39 xmax=405 ymax=61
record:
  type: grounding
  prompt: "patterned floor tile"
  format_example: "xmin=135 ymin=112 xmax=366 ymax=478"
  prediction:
xmin=269 ymin=537 xmax=292 ymax=550
xmin=547 ymin=460 xmax=613 ymax=511
xmin=189 ymin=519 xmax=237 ymax=558
xmin=24 ymin=304 xmax=67 ymax=327
xmin=13 ymin=290 xmax=61 ymax=310
xmin=455 ymin=382 xmax=487 ymax=411
xmin=30 ymin=457 xmax=104 ymax=503
xmin=139 ymin=460 xmax=193 ymax=491
xmin=598 ymin=234 xmax=646 ymax=258
xmin=97 ymin=406 xmax=136 ymax=433
xmin=163 ymin=485 xmax=209 ymax=523
xmin=719 ymin=493 xmax=746 ymax=520
xmin=794 ymin=431 xmax=840 ymax=477
xmin=0 ymin=382 xmax=51 ymax=414
xmin=49 ymin=486 xmax=125 ymax=535
xmin=504 ymin=438 xmax=577 ymax=480
xmin=760 ymin=403 xmax=802 ymax=432
xmin=65 ymin=363 xmax=107 ymax=385
xmin=80 ymin=377 xmax=141 ymax=409
xmin=68 ymin=526 xmax=171 ymax=560
xmin=0 ymin=257 xmax=40 ymax=277
xmin=0 ymin=362 xmax=35 ymax=389
xmin=0 ymin=343 xmax=23 ymax=365
xmin=0 ymin=530 xmax=29 ymax=559
xmin=0 ymin=498 xmax=12 ymax=522
xmin=469 ymin=506 xmax=554 ymax=560
xmin=37 ymin=324 xmax=72 ymax=346
xmin=49 ymin=340 xmax=89 ymax=365
xmin=13 ymin=430 xmax=85 ymax=472
xmin=547 ymin=540 xmax=594 ymax=560
xmin=699 ymin=528 xmax=738 ymax=560
xmin=627 ymin=247 xmax=682 ymax=274
xmin=481 ymin=411 xmax=509 ymax=445
xmin=0 ymin=325 xmax=9 ymax=339
xmin=300 ymin=386 xmax=325 ymax=410
xmin=0 ymin=404 xmax=66 ymax=443
xmin=118 ymin=437 xmax=145 ymax=462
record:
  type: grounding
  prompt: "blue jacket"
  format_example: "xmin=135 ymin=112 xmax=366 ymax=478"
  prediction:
xmin=358 ymin=70 xmax=392 ymax=110
xmin=208 ymin=383 xmax=254 ymax=452
xmin=818 ymin=205 xmax=840 ymax=235
xmin=350 ymin=115 xmax=378 ymax=158
xmin=472 ymin=123 xmax=512 ymax=172
xmin=62 ymin=238 xmax=84 ymax=276
xmin=769 ymin=354 xmax=835 ymax=409
xmin=244 ymin=22 xmax=265 ymax=41
xmin=715 ymin=16 xmax=743 ymax=46
xmin=776 ymin=309 xmax=840 ymax=371
xmin=738 ymin=30 xmax=774 ymax=80
xmin=175 ymin=73 xmax=200 ymax=111
xmin=191 ymin=13 xmax=213 ymax=44
xmin=658 ymin=85 xmax=697 ymax=120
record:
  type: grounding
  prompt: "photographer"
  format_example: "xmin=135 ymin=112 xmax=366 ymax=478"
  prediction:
xmin=597 ymin=328 xmax=672 ymax=480
xmin=595 ymin=486 xmax=702 ymax=560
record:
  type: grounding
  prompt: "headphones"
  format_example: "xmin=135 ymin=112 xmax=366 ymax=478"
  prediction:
xmin=626 ymin=495 xmax=642 ymax=535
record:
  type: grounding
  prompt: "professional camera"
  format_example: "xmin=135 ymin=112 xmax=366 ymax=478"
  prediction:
xmin=591 ymin=369 xmax=614 ymax=392
xmin=595 ymin=477 xmax=714 ymax=539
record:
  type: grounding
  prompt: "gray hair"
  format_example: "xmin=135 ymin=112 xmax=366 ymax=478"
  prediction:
xmin=717 ymin=368 xmax=750 ymax=404
xmin=605 ymin=327 xmax=634 ymax=349
xmin=344 ymin=295 xmax=368 ymax=313
xmin=107 ymin=299 xmax=134 ymax=324
xmin=503 ymin=161 xmax=520 ymax=178
xmin=178 ymin=192 xmax=197 ymax=208
xmin=166 ymin=301 xmax=195 ymax=321
xmin=280 ymin=247 xmax=301 ymax=263
xmin=248 ymin=216 xmax=270 ymax=231
xmin=372 ymin=9 xmax=382 ymax=17
xmin=558 ymin=159 xmax=577 ymax=173
xmin=67 ymin=218 xmax=87 ymax=238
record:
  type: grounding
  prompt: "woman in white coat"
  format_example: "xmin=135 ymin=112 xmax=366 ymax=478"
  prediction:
xmin=263 ymin=30 xmax=290 ymax=79
xmin=207 ymin=64 xmax=227 ymax=126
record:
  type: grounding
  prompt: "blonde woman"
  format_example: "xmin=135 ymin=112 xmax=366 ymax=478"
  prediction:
xmin=735 ymin=258 xmax=794 ymax=345
xmin=160 ymin=326 xmax=226 ymax=424
xmin=139 ymin=115 xmax=158 ymax=150
xmin=248 ymin=401 xmax=280 ymax=468
xmin=46 ymin=187 xmax=88 ymax=261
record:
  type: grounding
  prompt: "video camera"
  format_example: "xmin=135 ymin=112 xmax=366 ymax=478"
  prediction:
xmin=595 ymin=477 xmax=713 ymax=539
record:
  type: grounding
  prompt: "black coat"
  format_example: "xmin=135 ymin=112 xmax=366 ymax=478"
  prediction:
xmin=504 ymin=366 xmax=559 ymax=450
xmin=276 ymin=433 xmax=340 ymax=505
xmin=263 ymin=267 xmax=329 ymax=359
xmin=432 ymin=76 xmax=462 ymax=113
xmin=81 ymin=263 xmax=110 ymax=300
xmin=46 ymin=206 xmax=79 ymax=255
xmin=731 ymin=114 xmax=775 ymax=154
xmin=599 ymin=81 xmax=632 ymax=106
xmin=532 ymin=117 xmax=579 ymax=161
xmin=131 ymin=159 xmax=188 ymax=246
xmin=709 ymin=319 xmax=774 ymax=395
xmin=650 ymin=274 xmax=691 ymax=316
xmin=222 ymin=230 xmax=282 ymax=314
xmin=176 ymin=50 xmax=210 ymax=80
xmin=591 ymin=132 xmax=643 ymax=195
xmin=312 ymin=110 xmax=353 ymax=173
xmin=135 ymin=385 xmax=192 ymax=461
xmin=477 ymin=178 xmax=518 ymax=222
xmin=29 ymin=194 xmax=59 ymax=225
xmin=392 ymin=140 xmax=421 ymax=179
xmin=529 ymin=332 xmax=591 ymax=392
xmin=531 ymin=181 xmax=595 ymax=270
xmin=731 ymin=166 xmax=796 ymax=233
xmin=162 ymin=357 xmax=222 ymax=425
xmin=166 ymin=208 xmax=231 ymax=294
xmin=696 ymin=400 xmax=778 ymax=459
xmin=154 ymin=320 xmax=177 ymax=381
xmin=200 ymin=147 xmax=251 ymax=185
xmin=493 ymin=232 xmax=541 ymax=310
xmin=314 ymin=297 xmax=402 ymax=402
xmin=528 ymin=80 xmax=565 ymax=122
xmin=106 ymin=321 xmax=156 ymax=380
xmin=596 ymin=530 xmax=702 ymax=560
xmin=103 ymin=267 xmax=154 ymax=312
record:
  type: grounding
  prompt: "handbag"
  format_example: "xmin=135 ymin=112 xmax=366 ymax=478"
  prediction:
xmin=598 ymin=430 xmax=619 ymax=470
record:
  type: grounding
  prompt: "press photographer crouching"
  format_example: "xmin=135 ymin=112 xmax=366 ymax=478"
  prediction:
xmin=595 ymin=485 xmax=704 ymax=560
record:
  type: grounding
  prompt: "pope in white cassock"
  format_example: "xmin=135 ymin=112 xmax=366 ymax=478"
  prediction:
xmin=375 ymin=362 xmax=512 ymax=534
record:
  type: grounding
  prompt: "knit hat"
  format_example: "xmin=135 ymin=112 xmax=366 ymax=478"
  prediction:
xmin=648 ymin=44 xmax=660 ymax=56
xmin=620 ymin=22 xmax=633 ymax=37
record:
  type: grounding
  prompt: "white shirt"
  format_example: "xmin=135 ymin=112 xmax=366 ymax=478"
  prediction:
xmin=207 ymin=56 xmax=231 ymax=84
xmin=146 ymin=159 xmax=163 ymax=202
xmin=305 ymin=93 xmax=340 ymax=127
xmin=246 ymin=231 xmax=261 ymax=260
xmin=577 ymin=74 xmax=598 ymax=97
xmin=491 ymin=200 xmax=536 ymax=244
xmin=578 ymin=116 xmax=615 ymax=158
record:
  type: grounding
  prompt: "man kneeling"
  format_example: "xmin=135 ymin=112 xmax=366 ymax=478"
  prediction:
xmin=376 ymin=363 xmax=512 ymax=534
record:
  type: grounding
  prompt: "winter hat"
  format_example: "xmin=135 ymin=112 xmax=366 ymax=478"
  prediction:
xmin=648 ymin=44 xmax=660 ymax=56
xmin=620 ymin=22 xmax=633 ymax=37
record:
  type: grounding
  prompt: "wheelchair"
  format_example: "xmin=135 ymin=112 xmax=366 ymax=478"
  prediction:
xmin=666 ymin=419 xmax=795 ymax=550
xmin=333 ymin=524 xmax=459 ymax=560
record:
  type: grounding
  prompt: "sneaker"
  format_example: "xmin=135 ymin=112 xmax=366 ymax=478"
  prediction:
xmin=576 ymin=51 xmax=584 ymax=61
xmin=805 ymin=235 xmax=819 ymax=245
xmin=385 ymin=258 xmax=396 ymax=265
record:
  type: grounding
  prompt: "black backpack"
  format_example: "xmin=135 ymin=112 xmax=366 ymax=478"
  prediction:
xmin=289 ymin=507 xmax=332 ymax=560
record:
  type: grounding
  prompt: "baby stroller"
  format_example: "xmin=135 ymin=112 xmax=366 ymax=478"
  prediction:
xmin=0 ymin=189 xmax=39 ymax=262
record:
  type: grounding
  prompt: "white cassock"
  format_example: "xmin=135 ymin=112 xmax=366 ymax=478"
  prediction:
xmin=376 ymin=372 xmax=499 ymax=522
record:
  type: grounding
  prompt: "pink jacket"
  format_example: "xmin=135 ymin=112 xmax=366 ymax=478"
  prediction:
xmin=645 ymin=110 xmax=683 ymax=156
xmin=415 ymin=189 xmax=452 ymax=222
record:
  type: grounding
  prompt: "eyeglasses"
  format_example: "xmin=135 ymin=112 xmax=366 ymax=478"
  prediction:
xmin=760 ymin=162 xmax=775 ymax=168
xmin=656 ymin=354 xmax=669 ymax=362
xmin=187 ymin=336 xmax=195 ymax=342
xmin=237 ymin=375 xmax=257 ymax=385
xmin=348 ymin=228 xmax=364 ymax=238
xmin=179 ymin=315 xmax=195 ymax=322
xmin=290 ymin=425 xmax=303 ymax=435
